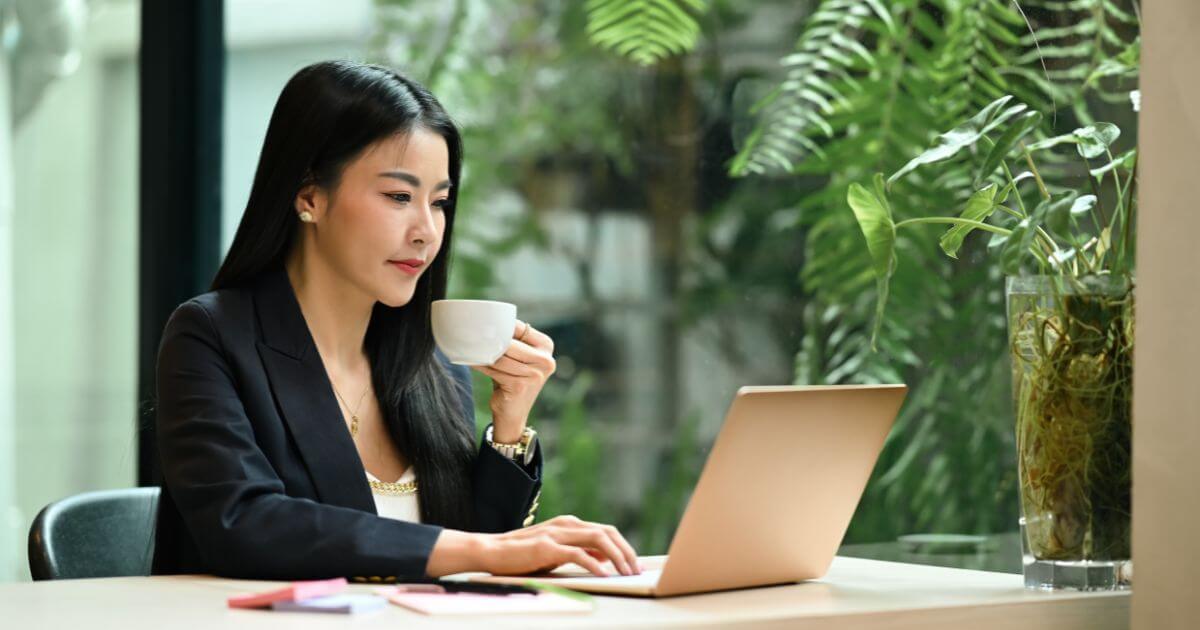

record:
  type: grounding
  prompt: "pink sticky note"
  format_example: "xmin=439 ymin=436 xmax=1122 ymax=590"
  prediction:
xmin=227 ymin=577 xmax=348 ymax=609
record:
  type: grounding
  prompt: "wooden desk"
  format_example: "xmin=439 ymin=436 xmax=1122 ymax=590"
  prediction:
xmin=0 ymin=556 xmax=1128 ymax=629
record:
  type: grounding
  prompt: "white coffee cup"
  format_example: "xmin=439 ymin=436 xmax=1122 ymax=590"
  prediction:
xmin=431 ymin=299 xmax=517 ymax=365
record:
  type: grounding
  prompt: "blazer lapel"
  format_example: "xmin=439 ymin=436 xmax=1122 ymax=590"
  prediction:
xmin=252 ymin=267 xmax=376 ymax=514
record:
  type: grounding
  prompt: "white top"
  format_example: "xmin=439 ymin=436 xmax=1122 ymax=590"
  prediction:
xmin=367 ymin=467 xmax=421 ymax=523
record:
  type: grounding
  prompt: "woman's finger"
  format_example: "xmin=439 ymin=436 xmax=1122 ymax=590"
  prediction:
xmin=513 ymin=320 xmax=554 ymax=353
xmin=503 ymin=339 xmax=556 ymax=371
xmin=561 ymin=545 xmax=609 ymax=577
xmin=586 ymin=530 xmax=634 ymax=576
xmin=545 ymin=521 xmax=634 ymax=576
xmin=596 ymin=523 xmax=640 ymax=575
xmin=472 ymin=364 xmax=518 ymax=385
xmin=503 ymin=519 xmax=638 ymax=576
xmin=553 ymin=527 xmax=632 ymax=576
xmin=490 ymin=355 xmax=541 ymax=379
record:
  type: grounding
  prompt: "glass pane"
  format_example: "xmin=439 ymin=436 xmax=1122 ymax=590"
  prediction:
xmin=2 ymin=0 xmax=141 ymax=580
xmin=223 ymin=0 xmax=1141 ymax=575
xmin=223 ymin=0 xmax=373 ymax=252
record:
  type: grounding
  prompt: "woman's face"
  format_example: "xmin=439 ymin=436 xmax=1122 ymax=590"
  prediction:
xmin=299 ymin=128 xmax=451 ymax=308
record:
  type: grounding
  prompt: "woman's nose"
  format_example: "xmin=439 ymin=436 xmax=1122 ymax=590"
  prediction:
xmin=410 ymin=203 xmax=437 ymax=244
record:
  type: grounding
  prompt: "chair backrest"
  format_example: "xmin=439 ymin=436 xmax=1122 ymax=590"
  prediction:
xmin=28 ymin=487 xmax=160 ymax=580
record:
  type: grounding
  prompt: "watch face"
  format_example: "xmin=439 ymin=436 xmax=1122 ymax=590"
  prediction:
xmin=522 ymin=436 xmax=538 ymax=465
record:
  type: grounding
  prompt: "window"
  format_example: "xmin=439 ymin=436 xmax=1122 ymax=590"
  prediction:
xmin=3 ymin=0 xmax=140 ymax=580
xmin=222 ymin=0 xmax=1141 ymax=569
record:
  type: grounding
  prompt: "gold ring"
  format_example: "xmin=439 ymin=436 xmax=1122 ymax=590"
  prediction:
xmin=518 ymin=321 xmax=531 ymax=341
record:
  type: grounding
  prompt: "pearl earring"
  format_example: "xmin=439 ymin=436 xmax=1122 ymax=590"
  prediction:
xmin=298 ymin=211 xmax=314 ymax=223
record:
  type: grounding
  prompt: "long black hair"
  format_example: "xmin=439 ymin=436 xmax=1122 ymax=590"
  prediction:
xmin=211 ymin=60 xmax=476 ymax=529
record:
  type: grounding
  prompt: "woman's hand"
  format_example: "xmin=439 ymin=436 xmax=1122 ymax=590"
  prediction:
xmin=425 ymin=515 xmax=641 ymax=578
xmin=483 ymin=515 xmax=642 ymax=577
xmin=472 ymin=320 xmax=556 ymax=443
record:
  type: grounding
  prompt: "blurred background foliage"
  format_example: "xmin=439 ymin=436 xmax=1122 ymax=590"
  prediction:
xmin=369 ymin=0 xmax=1139 ymax=552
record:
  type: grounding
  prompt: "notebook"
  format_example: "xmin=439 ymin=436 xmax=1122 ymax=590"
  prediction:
xmin=382 ymin=589 xmax=593 ymax=615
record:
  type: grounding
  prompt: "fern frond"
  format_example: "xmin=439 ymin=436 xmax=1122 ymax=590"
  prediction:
xmin=1016 ymin=0 xmax=1141 ymax=109
xmin=729 ymin=0 xmax=895 ymax=177
xmin=930 ymin=0 xmax=1048 ymax=128
xmin=585 ymin=0 xmax=708 ymax=66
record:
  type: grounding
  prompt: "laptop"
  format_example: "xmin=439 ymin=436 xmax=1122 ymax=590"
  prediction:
xmin=469 ymin=384 xmax=907 ymax=597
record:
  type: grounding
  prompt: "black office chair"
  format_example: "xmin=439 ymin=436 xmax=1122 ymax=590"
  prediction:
xmin=27 ymin=487 xmax=160 ymax=580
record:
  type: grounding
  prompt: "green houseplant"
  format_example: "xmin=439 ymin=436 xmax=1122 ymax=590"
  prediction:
xmin=727 ymin=0 xmax=1141 ymax=546
xmin=847 ymin=93 xmax=1136 ymax=590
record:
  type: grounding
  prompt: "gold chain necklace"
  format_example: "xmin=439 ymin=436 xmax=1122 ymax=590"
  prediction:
xmin=330 ymin=376 xmax=370 ymax=437
xmin=368 ymin=478 xmax=418 ymax=496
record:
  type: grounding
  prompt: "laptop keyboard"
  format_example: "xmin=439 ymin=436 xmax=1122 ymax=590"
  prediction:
xmin=538 ymin=568 xmax=662 ymax=587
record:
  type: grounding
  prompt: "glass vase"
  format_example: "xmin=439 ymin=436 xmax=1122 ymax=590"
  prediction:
xmin=1006 ymin=275 xmax=1133 ymax=591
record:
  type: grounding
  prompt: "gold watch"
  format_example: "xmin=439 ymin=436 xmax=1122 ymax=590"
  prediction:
xmin=486 ymin=425 xmax=537 ymax=466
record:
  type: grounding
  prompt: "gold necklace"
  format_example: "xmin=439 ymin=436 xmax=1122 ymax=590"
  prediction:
xmin=330 ymin=377 xmax=370 ymax=437
xmin=368 ymin=477 xmax=419 ymax=496
xmin=331 ymin=376 xmax=417 ymax=496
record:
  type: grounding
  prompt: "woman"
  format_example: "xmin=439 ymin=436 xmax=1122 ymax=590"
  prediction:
xmin=151 ymin=60 xmax=639 ymax=581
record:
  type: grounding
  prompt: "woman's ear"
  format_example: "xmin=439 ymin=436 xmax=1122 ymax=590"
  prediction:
xmin=294 ymin=183 xmax=327 ymax=222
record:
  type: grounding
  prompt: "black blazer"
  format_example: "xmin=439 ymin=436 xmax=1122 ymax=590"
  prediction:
xmin=151 ymin=266 xmax=542 ymax=580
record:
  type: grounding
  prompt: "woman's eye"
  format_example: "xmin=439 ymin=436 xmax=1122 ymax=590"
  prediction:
xmin=386 ymin=193 xmax=449 ymax=211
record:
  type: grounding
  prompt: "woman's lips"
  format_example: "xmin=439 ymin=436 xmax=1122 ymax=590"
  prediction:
xmin=389 ymin=260 xmax=423 ymax=276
